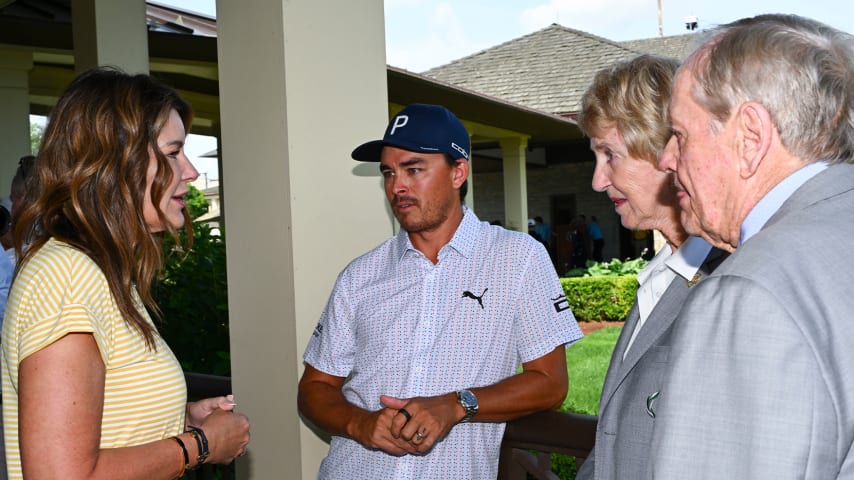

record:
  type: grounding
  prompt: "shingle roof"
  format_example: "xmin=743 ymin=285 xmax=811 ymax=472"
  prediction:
xmin=619 ymin=33 xmax=698 ymax=61
xmin=423 ymin=24 xmax=645 ymax=116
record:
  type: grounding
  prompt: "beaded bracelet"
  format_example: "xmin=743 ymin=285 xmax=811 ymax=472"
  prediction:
xmin=170 ymin=436 xmax=189 ymax=478
xmin=186 ymin=426 xmax=210 ymax=468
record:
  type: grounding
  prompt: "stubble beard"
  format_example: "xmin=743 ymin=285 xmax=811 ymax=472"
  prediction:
xmin=393 ymin=196 xmax=452 ymax=233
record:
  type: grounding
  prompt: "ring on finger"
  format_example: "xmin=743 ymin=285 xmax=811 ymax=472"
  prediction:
xmin=397 ymin=408 xmax=412 ymax=422
xmin=414 ymin=431 xmax=424 ymax=441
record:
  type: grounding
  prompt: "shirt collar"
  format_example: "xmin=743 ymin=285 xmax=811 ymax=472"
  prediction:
xmin=636 ymin=235 xmax=713 ymax=285
xmin=665 ymin=236 xmax=713 ymax=281
xmin=444 ymin=207 xmax=479 ymax=259
xmin=636 ymin=243 xmax=672 ymax=285
xmin=395 ymin=206 xmax=479 ymax=261
xmin=739 ymin=161 xmax=828 ymax=247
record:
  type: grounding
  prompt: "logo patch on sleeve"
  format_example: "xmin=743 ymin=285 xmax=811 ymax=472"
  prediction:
xmin=311 ymin=323 xmax=324 ymax=338
xmin=552 ymin=294 xmax=570 ymax=313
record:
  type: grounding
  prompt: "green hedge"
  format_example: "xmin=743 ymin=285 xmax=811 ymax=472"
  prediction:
xmin=561 ymin=275 xmax=637 ymax=322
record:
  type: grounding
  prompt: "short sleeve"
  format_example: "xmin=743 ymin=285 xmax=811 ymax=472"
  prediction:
xmin=11 ymin=248 xmax=112 ymax=370
xmin=515 ymin=241 xmax=583 ymax=363
xmin=303 ymin=269 xmax=357 ymax=378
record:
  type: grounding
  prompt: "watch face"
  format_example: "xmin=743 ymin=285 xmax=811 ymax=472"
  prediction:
xmin=460 ymin=389 xmax=477 ymax=407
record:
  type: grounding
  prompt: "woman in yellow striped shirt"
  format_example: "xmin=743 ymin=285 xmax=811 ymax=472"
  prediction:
xmin=2 ymin=68 xmax=250 ymax=480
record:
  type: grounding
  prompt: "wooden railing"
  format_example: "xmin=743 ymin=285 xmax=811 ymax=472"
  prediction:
xmin=497 ymin=410 xmax=597 ymax=480
xmin=185 ymin=373 xmax=598 ymax=480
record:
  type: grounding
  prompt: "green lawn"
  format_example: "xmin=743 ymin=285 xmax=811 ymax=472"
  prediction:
xmin=562 ymin=326 xmax=622 ymax=415
xmin=548 ymin=326 xmax=621 ymax=479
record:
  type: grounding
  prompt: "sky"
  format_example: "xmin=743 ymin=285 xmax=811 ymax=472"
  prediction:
xmin=152 ymin=0 xmax=854 ymax=179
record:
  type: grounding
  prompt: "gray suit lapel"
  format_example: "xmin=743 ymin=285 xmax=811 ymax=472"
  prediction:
xmin=598 ymin=247 xmax=728 ymax=414
xmin=616 ymin=279 xmax=689 ymax=383
xmin=599 ymin=300 xmax=640 ymax=412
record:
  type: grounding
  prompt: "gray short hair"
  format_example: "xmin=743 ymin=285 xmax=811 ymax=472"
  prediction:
xmin=686 ymin=14 xmax=854 ymax=163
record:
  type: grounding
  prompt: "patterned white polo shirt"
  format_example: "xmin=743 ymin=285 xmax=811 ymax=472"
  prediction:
xmin=304 ymin=208 xmax=583 ymax=479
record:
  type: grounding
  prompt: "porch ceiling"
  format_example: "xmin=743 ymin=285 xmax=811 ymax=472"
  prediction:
xmin=1 ymin=0 xmax=584 ymax=149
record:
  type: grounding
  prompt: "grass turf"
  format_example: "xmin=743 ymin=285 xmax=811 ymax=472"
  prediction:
xmin=561 ymin=326 xmax=622 ymax=415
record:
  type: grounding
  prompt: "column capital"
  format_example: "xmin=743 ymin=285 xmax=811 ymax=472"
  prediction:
xmin=498 ymin=135 xmax=529 ymax=154
xmin=0 ymin=49 xmax=34 ymax=89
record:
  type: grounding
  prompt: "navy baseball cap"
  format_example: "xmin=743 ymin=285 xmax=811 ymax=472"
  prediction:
xmin=351 ymin=103 xmax=470 ymax=162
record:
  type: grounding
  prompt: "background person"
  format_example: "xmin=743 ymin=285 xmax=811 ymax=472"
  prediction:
xmin=2 ymin=68 xmax=249 ymax=480
xmin=298 ymin=103 xmax=582 ymax=479
xmin=575 ymin=54 xmax=727 ymax=480
xmin=653 ymin=14 xmax=854 ymax=478
xmin=0 ymin=154 xmax=33 ymax=480
xmin=587 ymin=215 xmax=604 ymax=262
xmin=567 ymin=215 xmax=589 ymax=269
xmin=532 ymin=216 xmax=552 ymax=246
xmin=533 ymin=215 xmax=556 ymax=264
xmin=528 ymin=217 xmax=547 ymax=246
xmin=2 ymin=155 xmax=35 ymax=264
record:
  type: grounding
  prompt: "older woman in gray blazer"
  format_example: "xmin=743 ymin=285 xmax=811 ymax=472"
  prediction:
xmin=574 ymin=54 xmax=726 ymax=480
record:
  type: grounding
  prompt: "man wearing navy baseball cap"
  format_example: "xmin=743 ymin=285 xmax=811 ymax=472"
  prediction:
xmin=352 ymin=103 xmax=471 ymax=202
xmin=299 ymin=104 xmax=582 ymax=479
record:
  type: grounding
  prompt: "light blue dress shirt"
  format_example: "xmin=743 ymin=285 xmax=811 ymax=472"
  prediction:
xmin=740 ymin=161 xmax=828 ymax=246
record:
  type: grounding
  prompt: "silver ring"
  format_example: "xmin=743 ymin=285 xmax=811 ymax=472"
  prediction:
xmin=414 ymin=431 xmax=424 ymax=441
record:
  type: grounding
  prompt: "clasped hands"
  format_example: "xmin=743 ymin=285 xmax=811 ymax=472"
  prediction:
xmin=187 ymin=395 xmax=251 ymax=463
xmin=351 ymin=393 xmax=462 ymax=456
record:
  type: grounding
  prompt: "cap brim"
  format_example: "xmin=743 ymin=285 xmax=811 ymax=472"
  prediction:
xmin=352 ymin=138 xmax=455 ymax=162
xmin=351 ymin=140 xmax=384 ymax=162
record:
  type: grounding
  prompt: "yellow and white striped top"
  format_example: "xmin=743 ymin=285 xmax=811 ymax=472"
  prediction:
xmin=1 ymin=238 xmax=187 ymax=479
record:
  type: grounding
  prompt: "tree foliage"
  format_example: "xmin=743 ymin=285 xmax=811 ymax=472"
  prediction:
xmin=185 ymin=184 xmax=209 ymax=220
xmin=30 ymin=122 xmax=44 ymax=154
xmin=154 ymin=222 xmax=230 ymax=375
xmin=564 ymin=256 xmax=648 ymax=278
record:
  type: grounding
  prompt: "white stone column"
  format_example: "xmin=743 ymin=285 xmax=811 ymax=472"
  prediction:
xmin=499 ymin=136 xmax=530 ymax=232
xmin=71 ymin=0 xmax=149 ymax=74
xmin=216 ymin=0 xmax=389 ymax=478
xmin=0 ymin=49 xmax=33 ymax=193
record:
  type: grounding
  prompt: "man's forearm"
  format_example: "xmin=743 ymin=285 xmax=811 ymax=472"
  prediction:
xmin=297 ymin=377 xmax=369 ymax=439
xmin=468 ymin=346 xmax=568 ymax=422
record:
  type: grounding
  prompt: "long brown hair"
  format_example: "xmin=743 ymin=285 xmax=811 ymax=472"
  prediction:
xmin=14 ymin=68 xmax=194 ymax=349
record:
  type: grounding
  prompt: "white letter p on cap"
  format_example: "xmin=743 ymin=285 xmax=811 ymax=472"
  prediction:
xmin=389 ymin=115 xmax=409 ymax=136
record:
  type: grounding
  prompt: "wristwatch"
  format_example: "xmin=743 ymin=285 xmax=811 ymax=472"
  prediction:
xmin=456 ymin=389 xmax=479 ymax=423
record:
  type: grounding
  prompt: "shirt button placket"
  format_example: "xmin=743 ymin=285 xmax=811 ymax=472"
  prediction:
xmin=409 ymin=260 xmax=435 ymax=394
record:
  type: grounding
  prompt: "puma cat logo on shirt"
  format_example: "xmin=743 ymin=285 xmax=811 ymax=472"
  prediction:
xmin=462 ymin=288 xmax=488 ymax=309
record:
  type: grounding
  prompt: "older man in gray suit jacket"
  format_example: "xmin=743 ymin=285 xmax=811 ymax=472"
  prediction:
xmin=653 ymin=14 xmax=854 ymax=479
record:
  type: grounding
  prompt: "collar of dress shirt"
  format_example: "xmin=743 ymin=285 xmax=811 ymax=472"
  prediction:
xmin=665 ymin=236 xmax=713 ymax=281
xmin=636 ymin=242 xmax=672 ymax=286
xmin=739 ymin=161 xmax=828 ymax=247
